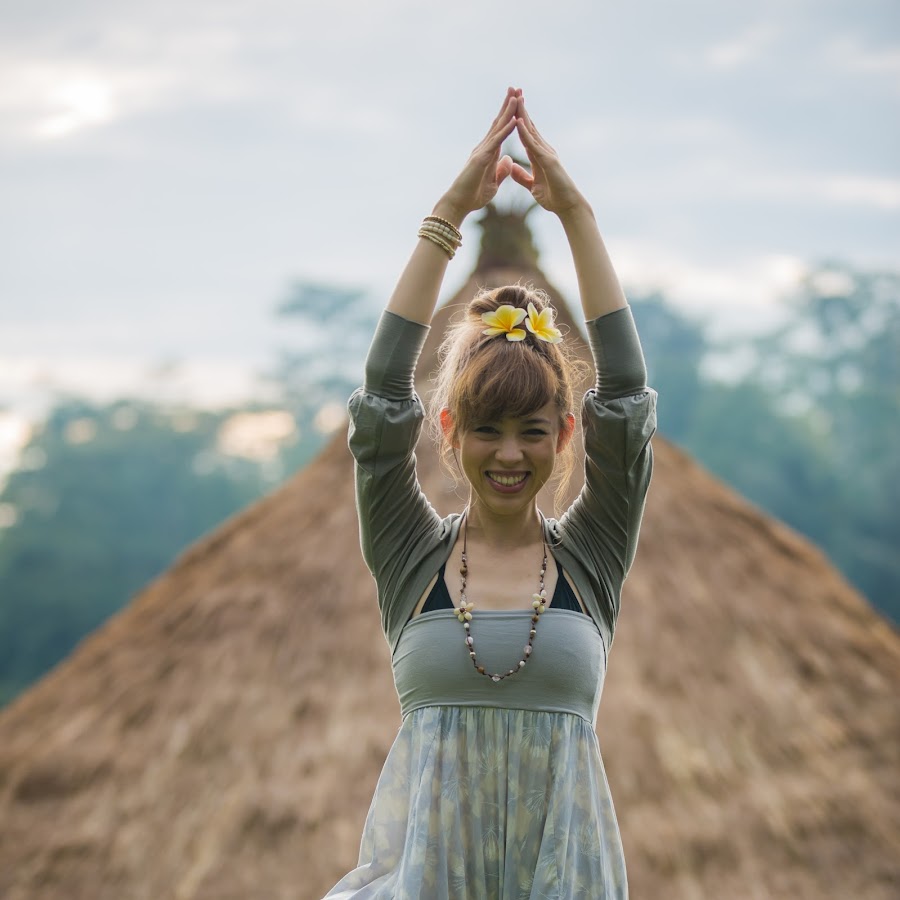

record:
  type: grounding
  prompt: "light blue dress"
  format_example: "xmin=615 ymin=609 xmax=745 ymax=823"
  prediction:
xmin=325 ymin=308 xmax=657 ymax=899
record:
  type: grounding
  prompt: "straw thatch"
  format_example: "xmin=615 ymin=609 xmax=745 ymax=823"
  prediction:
xmin=1 ymin=208 xmax=898 ymax=900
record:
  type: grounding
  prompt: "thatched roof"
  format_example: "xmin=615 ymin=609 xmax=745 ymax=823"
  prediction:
xmin=1 ymin=208 xmax=898 ymax=900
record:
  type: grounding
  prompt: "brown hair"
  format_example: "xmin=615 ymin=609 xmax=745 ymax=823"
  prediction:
xmin=428 ymin=283 xmax=589 ymax=512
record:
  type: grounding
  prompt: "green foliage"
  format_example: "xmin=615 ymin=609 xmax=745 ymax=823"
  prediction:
xmin=750 ymin=263 xmax=900 ymax=618
xmin=632 ymin=261 xmax=900 ymax=624
xmin=0 ymin=279 xmax=369 ymax=707
xmin=628 ymin=293 xmax=707 ymax=444
xmin=0 ymin=400 xmax=321 ymax=706
xmin=268 ymin=279 xmax=378 ymax=418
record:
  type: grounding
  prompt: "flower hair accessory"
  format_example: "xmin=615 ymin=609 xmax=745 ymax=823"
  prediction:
xmin=525 ymin=302 xmax=563 ymax=343
xmin=481 ymin=303 xmax=564 ymax=343
xmin=481 ymin=304 xmax=527 ymax=341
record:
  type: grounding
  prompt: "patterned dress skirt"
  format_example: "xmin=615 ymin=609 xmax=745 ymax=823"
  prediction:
xmin=323 ymin=610 xmax=628 ymax=899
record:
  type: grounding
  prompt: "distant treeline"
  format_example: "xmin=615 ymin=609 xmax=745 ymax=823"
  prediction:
xmin=630 ymin=261 xmax=899 ymax=625
xmin=0 ymin=263 xmax=896 ymax=706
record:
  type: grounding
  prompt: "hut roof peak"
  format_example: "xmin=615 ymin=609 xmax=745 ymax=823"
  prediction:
xmin=475 ymin=201 xmax=541 ymax=274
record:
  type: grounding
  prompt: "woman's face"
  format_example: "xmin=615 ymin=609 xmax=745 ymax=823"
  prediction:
xmin=451 ymin=401 xmax=574 ymax=518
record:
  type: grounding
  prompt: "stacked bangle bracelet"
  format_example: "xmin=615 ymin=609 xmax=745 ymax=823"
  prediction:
xmin=418 ymin=215 xmax=462 ymax=259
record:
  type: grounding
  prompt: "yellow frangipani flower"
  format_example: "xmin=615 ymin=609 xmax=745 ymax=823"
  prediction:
xmin=525 ymin=302 xmax=563 ymax=343
xmin=481 ymin=305 xmax=527 ymax=341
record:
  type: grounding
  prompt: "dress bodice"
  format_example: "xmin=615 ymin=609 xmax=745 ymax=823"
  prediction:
xmin=392 ymin=609 xmax=607 ymax=727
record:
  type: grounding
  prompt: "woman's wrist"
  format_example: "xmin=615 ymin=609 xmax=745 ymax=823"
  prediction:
xmin=556 ymin=195 xmax=595 ymax=229
xmin=431 ymin=196 xmax=468 ymax=230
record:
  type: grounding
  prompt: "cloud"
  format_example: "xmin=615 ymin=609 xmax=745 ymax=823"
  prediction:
xmin=0 ymin=355 xmax=272 ymax=420
xmin=0 ymin=410 xmax=33 ymax=490
xmin=0 ymin=0 xmax=895 ymax=415
xmin=0 ymin=56 xmax=187 ymax=142
xmin=536 ymin=232 xmax=809 ymax=333
xmin=560 ymin=114 xmax=743 ymax=154
xmin=702 ymin=22 xmax=781 ymax=70
xmin=606 ymin=156 xmax=900 ymax=212
xmin=607 ymin=240 xmax=807 ymax=315
xmin=0 ymin=11 xmax=403 ymax=146
xmin=721 ymin=168 xmax=900 ymax=211
xmin=826 ymin=37 xmax=900 ymax=80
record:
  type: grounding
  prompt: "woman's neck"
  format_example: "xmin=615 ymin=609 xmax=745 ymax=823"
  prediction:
xmin=464 ymin=501 xmax=543 ymax=551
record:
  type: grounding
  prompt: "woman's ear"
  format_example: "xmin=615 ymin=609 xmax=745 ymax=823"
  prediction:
xmin=440 ymin=408 xmax=459 ymax=449
xmin=557 ymin=413 xmax=576 ymax=453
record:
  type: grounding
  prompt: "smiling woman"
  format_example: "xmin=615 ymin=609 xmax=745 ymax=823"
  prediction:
xmin=327 ymin=88 xmax=657 ymax=899
xmin=431 ymin=284 xmax=586 ymax=512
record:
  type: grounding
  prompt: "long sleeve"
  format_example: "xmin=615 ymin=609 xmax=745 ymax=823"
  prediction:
xmin=347 ymin=310 xmax=444 ymax=632
xmin=556 ymin=305 xmax=657 ymax=641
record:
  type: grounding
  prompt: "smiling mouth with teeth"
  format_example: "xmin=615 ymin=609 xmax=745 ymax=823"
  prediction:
xmin=487 ymin=472 xmax=529 ymax=487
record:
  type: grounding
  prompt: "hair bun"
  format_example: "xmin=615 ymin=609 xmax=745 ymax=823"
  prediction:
xmin=469 ymin=283 xmax=553 ymax=320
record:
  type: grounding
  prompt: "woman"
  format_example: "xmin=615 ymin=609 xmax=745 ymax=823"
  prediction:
xmin=325 ymin=88 xmax=657 ymax=899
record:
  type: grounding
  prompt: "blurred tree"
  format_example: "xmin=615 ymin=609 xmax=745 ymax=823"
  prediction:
xmin=0 ymin=400 xmax=287 ymax=705
xmin=746 ymin=262 xmax=900 ymax=619
xmin=632 ymin=262 xmax=900 ymax=623
xmin=0 ymin=281 xmax=378 ymax=707
xmin=629 ymin=292 xmax=707 ymax=444
xmin=267 ymin=280 xmax=378 ymax=423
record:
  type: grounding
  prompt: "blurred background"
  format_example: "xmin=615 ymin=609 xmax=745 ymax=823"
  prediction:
xmin=0 ymin=0 xmax=897 ymax=706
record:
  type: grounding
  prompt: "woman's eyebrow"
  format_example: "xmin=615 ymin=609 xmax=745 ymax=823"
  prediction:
xmin=482 ymin=416 xmax=551 ymax=426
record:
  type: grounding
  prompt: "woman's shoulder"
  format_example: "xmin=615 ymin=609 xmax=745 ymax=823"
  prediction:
xmin=384 ymin=507 xmax=463 ymax=568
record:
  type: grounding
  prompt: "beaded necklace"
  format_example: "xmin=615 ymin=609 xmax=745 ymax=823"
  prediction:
xmin=456 ymin=507 xmax=548 ymax=683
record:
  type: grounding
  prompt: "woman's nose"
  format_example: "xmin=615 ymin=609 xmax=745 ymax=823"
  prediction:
xmin=496 ymin=435 xmax=524 ymax=462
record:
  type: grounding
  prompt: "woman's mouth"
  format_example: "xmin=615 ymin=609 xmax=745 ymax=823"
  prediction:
xmin=485 ymin=471 xmax=530 ymax=494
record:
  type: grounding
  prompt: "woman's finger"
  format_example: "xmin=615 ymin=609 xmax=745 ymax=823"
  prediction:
xmin=515 ymin=116 xmax=544 ymax=161
xmin=510 ymin=161 xmax=534 ymax=190
xmin=496 ymin=109 xmax=518 ymax=143
xmin=471 ymin=97 xmax=516 ymax=163
xmin=492 ymin=96 xmax=519 ymax=141
xmin=484 ymin=90 xmax=518 ymax=142
xmin=517 ymin=96 xmax=554 ymax=153
xmin=490 ymin=87 xmax=518 ymax=129
xmin=489 ymin=87 xmax=515 ymax=128
xmin=480 ymin=107 xmax=517 ymax=158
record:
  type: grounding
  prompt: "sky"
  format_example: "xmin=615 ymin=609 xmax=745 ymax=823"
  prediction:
xmin=0 ymin=0 xmax=898 ymax=446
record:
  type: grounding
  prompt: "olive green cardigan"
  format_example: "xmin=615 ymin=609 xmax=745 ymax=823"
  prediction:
xmin=347 ymin=306 xmax=657 ymax=659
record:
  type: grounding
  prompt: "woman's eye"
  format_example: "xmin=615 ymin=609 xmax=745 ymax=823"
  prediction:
xmin=475 ymin=426 xmax=498 ymax=434
xmin=525 ymin=429 xmax=549 ymax=436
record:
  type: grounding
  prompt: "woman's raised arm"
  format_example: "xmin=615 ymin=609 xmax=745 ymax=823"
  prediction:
xmin=511 ymin=96 xmax=628 ymax=322
xmin=386 ymin=88 xmax=519 ymax=325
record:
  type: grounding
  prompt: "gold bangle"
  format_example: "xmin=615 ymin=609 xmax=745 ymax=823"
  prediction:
xmin=423 ymin=215 xmax=462 ymax=241
xmin=421 ymin=225 xmax=461 ymax=248
xmin=420 ymin=220 xmax=462 ymax=247
xmin=418 ymin=229 xmax=455 ymax=258
xmin=419 ymin=222 xmax=461 ymax=249
xmin=418 ymin=228 xmax=456 ymax=259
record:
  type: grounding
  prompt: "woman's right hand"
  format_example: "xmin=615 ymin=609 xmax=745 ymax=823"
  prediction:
xmin=436 ymin=88 xmax=520 ymax=225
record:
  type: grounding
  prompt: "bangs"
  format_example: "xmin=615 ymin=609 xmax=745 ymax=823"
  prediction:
xmin=452 ymin=339 xmax=560 ymax=429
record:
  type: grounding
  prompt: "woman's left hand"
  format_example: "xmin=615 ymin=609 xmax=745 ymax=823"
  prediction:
xmin=510 ymin=95 xmax=587 ymax=218
xmin=437 ymin=88 xmax=519 ymax=223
